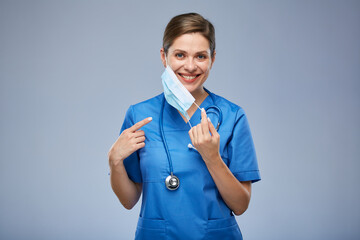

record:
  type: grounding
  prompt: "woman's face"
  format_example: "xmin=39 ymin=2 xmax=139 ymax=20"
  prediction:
xmin=161 ymin=32 xmax=215 ymax=95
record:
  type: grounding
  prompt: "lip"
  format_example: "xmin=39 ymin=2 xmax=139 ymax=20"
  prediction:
xmin=177 ymin=73 xmax=201 ymax=83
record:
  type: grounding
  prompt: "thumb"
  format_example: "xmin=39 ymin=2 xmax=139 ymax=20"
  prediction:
xmin=201 ymin=108 xmax=207 ymax=121
xmin=207 ymin=117 xmax=217 ymax=136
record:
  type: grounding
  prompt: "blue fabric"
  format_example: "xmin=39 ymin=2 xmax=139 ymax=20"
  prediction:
xmin=120 ymin=90 xmax=261 ymax=239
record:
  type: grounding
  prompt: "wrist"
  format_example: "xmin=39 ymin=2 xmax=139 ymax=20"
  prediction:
xmin=110 ymin=161 xmax=125 ymax=175
xmin=203 ymin=152 xmax=222 ymax=166
xmin=109 ymin=156 xmax=124 ymax=169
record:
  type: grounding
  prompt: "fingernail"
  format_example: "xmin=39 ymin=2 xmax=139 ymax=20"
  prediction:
xmin=207 ymin=117 xmax=211 ymax=122
xmin=148 ymin=117 xmax=152 ymax=121
xmin=201 ymin=108 xmax=205 ymax=112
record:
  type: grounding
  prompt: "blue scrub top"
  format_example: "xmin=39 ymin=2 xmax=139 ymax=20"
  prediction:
xmin=120 ymin=90 xmax=260 ymax=240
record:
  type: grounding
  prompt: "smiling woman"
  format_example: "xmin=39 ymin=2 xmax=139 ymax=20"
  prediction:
xmin=161 ymin=32 xmax=214 ymax=99
xmin=108 ymin=12 xmax=261 ymax=240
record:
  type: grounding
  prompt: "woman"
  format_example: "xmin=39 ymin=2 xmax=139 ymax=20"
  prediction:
xmin=108 ymin=13 xmax=260 ymax=240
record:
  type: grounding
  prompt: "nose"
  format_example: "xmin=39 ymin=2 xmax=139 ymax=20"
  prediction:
xmin=184 ymin=58 xmax=197 ymax=72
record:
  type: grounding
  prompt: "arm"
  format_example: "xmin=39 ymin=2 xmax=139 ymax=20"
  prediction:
xmin=108 ymin=117 xmax=152 ymax=209
xmin=204 ymin=155 xmax=251 ymax=215
xmin=109 ymin=158 xmax=143 ymax=210
xmin=188 ymin=109 xmax=251 ymax=215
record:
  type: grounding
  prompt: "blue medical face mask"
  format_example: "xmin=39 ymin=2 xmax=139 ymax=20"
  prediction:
xmin=161 ymin=60 xmax=201 ymax=121
xmin=161 ymin=65 xmax=194 ymax=120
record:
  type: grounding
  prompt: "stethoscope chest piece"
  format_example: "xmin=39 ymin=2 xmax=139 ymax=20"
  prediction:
xmin=165 ymin=174 xmax=180 ymax=190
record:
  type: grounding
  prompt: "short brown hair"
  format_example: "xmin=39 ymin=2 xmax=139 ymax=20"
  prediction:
xmin=163 ymin=13 xmax=215 ymax=57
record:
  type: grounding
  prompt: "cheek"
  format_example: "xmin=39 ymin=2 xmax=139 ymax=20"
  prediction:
xmin=198 ymin=61 xmax=212 ymax=72
xmin=168 ymin=57 xmax=182 ymax=69
xmin=200 ymin=67 xmax=211 ymax=78
xmin=170 ymin=63 xmax=181 ymax=71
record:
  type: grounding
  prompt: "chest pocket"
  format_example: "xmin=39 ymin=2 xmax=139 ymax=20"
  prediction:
xmin=139 ymin=141 xmax=168 ymax=182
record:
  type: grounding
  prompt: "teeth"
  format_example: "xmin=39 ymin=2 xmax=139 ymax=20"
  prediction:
xmin=181 ymin=75 xmax=197 ymax=80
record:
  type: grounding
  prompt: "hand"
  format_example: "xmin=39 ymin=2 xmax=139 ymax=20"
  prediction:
xmin=108 ymin=117 xmax=152 ymax=167
xmin=188 ymin=109 xmax=220 ymax=163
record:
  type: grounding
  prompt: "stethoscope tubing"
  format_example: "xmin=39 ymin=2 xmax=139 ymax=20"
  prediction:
xmin=203 ymin=105 xmax=222 ymax=131
xmin=160 ymin=88 xmax=222 ymax=189
xmin=160 ymin=97 xmax=174 ymax=175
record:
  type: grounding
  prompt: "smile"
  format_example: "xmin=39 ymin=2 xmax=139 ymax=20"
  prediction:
xmin=178 ymin=73 xmax=201 ymax=83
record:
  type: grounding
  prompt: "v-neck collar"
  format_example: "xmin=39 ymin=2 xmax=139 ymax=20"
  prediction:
xmin=163 ymin=92 xmax=214 ymax=131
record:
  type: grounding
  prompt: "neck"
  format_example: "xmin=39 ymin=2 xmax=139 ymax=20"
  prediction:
xmin=191 ymin=87 xmax=207 ymax=101
xmin=178 ymin=87 xmax=208 ymax=123
xmin=191 ymin=87 xmax=208 ymax=109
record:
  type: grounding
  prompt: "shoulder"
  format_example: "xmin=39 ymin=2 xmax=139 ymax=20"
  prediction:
xmin=210 ymin=91 xmax=246 ymax=120
xmin=210 ymin=92 xmax=255 ymax=147
xmin=132 ymin=93 xmax=163 ymax=109
xmin=128 ymin=93 xmax=164 ymax=123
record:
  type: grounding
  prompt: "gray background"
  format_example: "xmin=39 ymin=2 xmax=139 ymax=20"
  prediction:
xmin=1 ymin=0 xmax=359 ymax=239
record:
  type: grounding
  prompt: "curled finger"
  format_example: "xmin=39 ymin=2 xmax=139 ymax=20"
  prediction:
xmin=133 ymin=130 xmax=145 ymax=137
xmin=134 ymin=142 xmax=146 ymax=151
xmin=195 ymin=124 xmax=204 ymax=143
xmin=135 ymin=136 xmax=146 ymax=144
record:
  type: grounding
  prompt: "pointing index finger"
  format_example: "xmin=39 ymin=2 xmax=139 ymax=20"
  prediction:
xmin=129 ymin=117 xmax=152 ymax=132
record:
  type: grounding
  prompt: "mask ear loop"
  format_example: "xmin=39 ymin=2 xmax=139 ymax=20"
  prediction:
xmin=193 ymin=102 xmax=201 ymax=109
xmin=165 ymin=54 xmax=170 ymax=68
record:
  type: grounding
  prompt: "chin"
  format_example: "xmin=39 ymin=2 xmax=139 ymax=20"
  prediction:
xmin=185 ymin=85 xmax=203 ymax=95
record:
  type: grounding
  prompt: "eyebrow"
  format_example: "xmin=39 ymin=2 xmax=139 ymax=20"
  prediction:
xmin=173 ymin=49 xmax=210 ymax=55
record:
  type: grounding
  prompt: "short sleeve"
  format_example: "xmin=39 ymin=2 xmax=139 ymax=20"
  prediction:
xmin=228 ymin=109 xmax=261 ymax=183
xmin=119 ymin=105 xmax=143 ymax=183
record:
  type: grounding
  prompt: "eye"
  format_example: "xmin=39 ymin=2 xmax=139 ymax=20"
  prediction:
xmin=197 ymin=54 xmax=207 ymax=60
xmin=175 ymin=53 xmax=184 ymax=58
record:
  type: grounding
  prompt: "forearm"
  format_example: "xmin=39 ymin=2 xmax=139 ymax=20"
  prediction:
xmin=110 ymin=160 xmax=142 ymax=210
xmin=204 ymin=154 xmax=251 ymax=215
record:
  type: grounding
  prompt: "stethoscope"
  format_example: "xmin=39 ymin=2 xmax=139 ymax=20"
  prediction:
xmin=159 ymin=89 xmax=223 ymax=191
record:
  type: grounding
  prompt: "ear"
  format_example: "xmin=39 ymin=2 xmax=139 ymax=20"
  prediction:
xmin=160 ymin=48 xmax=167 ymax=67
xmin=210 ymin=50 xmax=216 ymax=69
